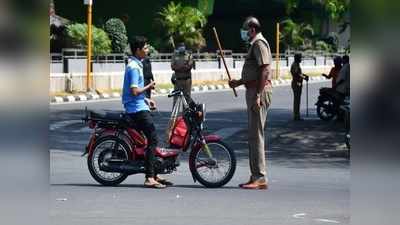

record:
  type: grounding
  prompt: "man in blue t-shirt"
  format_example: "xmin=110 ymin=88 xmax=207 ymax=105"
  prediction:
xmin=122 ymin=36 xmax=171 ymax=188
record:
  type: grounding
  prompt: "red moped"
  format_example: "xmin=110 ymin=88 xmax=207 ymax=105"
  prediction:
xmin=82 ymin=90 xmax=236 ymax=188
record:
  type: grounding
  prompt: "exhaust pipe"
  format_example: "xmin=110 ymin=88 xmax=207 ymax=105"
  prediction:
xmin=100 ymin=160 xmax=145 ymax=175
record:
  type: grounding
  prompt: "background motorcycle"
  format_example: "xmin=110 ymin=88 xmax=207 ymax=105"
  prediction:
xmin=315 ymin=87 xmax=346 ymax=121
xmin=340 ymin=97 xmax=350 ymax=151
xmin=82 ymin=90 xmax=236 ymax=188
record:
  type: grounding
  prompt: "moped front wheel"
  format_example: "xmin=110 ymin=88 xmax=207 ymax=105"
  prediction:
xmin=189 ymin=140 xmax=236 ymax=188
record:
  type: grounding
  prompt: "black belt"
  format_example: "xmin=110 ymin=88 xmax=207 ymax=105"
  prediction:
xmin=176 ymin=77 xmax=191 ymax=80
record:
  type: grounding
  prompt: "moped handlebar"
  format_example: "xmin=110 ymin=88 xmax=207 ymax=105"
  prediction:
xmin=168 ymin=89 xmax=183 ymax=98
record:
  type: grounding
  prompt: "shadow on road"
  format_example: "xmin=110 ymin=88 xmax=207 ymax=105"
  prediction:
xmin=51 ymin=183 xmax=240 ymax=190
xmin=51 ymin=107 xmax=350 ymax=169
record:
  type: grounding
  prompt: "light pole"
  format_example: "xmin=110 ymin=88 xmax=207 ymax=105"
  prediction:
xmin=275 ymin=22 xmax=280 ymax=80
xmin=84 ymin=0 xmax=93 ymax=92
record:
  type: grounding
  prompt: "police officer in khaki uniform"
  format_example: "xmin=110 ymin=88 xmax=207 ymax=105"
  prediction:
xmin=229 ymin=17 xmax=272 ymax=190
xmin=171 ymin=43 xmax=193 ymax=106
xmin=290 ymin=53 xmax=309 ymax=121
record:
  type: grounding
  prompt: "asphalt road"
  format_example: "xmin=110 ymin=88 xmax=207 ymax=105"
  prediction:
xmin=50 ymin=81 xmax=350 ymax=225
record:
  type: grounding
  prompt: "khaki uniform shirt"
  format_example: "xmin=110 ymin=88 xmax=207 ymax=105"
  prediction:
xmin=290 ymin=62 xmax=303 ymax=84
xmin=171 ymin=52 xmax=193 ymax=79
xmin=241 ymin=33 xmax=272 ymax=90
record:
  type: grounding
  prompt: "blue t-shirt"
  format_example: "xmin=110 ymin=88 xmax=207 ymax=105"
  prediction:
xmin=122 ymin=57 xmax=150 ymax=113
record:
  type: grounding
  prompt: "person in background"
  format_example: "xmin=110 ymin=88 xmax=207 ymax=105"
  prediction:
xmin=290 ymin=53 xmax=309 ymax=121
xmin=171 ymin=42 xmax=193 ymax=107
xmin=142 ymin=54 xmax=154 ymax=99
xmin=335 ymin=55 xmax=350 ymax=98
xmin=322 ymin=56 xmax=342 ymax=88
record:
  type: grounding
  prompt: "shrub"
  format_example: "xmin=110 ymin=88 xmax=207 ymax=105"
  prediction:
xmin=66 ymin=23 xmax=111 ymax=55
xmin=104 ymin=18 xmax=128 ymax=53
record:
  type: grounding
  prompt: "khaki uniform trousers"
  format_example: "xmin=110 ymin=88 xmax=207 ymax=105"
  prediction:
xmin=291 ymin=81 xmax=302 ymax=119
xmin=173 ymin=78 xmax=192 ymax=107
xmin=245 ymin=87 xmax=272 ymax=181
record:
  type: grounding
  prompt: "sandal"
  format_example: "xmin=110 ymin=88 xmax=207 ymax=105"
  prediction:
xmin=144 ymin=180 xmax=166 ymax=189
xmin=156 ymin=177 xmax=174 ymax=186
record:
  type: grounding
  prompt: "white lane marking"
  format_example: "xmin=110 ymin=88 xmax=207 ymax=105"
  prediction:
xmin=314 ymin=219 xmax=340 ymax=224
xmin=70 ymin=127 xmax=93 ymax=133
xmin=55 ymin=139 xmax=89 ymax=145
xmin=49 ymin=120 xmax=82 ymax=131
xmin=214 ymin=127 xmax=242 ymax=139
xmin=292 ymin=213 xmax=307 ymax=219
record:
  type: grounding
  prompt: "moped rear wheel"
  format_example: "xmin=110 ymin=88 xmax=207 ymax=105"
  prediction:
xmin=316 ymin=96 xmax=336 ymax=121
xmin=87 ymin=136 xmax=130 ymax=186
xmin=189 ymin=140 xmax=236 ymax=188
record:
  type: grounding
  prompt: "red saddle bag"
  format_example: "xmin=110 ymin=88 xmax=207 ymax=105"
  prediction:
xmin=169 ymin=116 xmax=189 ymax=148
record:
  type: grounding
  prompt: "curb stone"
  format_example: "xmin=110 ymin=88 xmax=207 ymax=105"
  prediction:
xmin=208 ymin=85 xmax=216 ymax=90
xmin=52 ymin=96 xmax=63 ymax=103
xmin=111 ymin=92 xmax=120 ymax=98
xmin=63 ymin=95 xmax=75 ymax=102
xmin=50 ymin=79 xmax=327 ymax=103
xmin=192 ymin=86 xmax=200 ymax=92
xmin=200 ymin=86 xmax=209 ymax=91
xmin=86 ymin=93 xmax=100 ymax=100
xmin=76 ymin=95 xmax=87 ymax=101
xmin=100 ymin=93 xmax=110 ymax=99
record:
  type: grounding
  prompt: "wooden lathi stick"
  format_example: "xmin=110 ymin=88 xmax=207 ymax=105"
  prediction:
xmin=212 ymin=27 xmax=238 ymax=97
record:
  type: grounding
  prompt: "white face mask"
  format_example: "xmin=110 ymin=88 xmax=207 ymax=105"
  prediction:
xmin=240 ymin=29 xmax=250 ymax=42
xmin=177 ymin=46 xmax=186 ymax=53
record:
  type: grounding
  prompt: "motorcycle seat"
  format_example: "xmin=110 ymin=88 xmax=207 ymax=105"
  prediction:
xmin=89 ymin=110 xmax=126 ymax=123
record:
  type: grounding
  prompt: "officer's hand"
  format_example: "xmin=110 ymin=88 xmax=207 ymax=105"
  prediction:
xmin=252 ymin=96 xmax=262 ymax=111
xmin=304 ymin=75 xmax=309 ymax=81
xmin=229 ymin=79 xmax=239 ymax=88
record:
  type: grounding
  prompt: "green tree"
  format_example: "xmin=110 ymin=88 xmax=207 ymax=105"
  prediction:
xmin=157 ymin=1 xmax=207 ymax=51
xmin=66 ymin=23 xmax=111 ymax=55
xmin=280 ymin=19 xmax=314 ymax=51
xmin=324 ymin=0 xmax=350 ymax=22
xmin=104 ymin=18 xmax=128 ymax=53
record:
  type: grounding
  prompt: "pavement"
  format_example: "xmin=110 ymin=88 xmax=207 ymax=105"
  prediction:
xmin=50 ymin=76 xmax=327 ymax=103
xmin=50 ymin=81 xmax=349 ymax=225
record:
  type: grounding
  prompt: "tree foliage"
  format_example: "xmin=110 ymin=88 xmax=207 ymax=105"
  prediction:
xmin=157 ymin=1 xmax=207 ymax=51
xmin=280 ymin=19 xmax=314 ymax=51
xmin=324 ymin=0 xmax=350 ymax=22
xmin=286 ymin=0 xmax=350 ymax=22
xmin=66 ymin=23 xmax=111 ymax=55
xmin=104 ymin=18 xmax=128 ymax=53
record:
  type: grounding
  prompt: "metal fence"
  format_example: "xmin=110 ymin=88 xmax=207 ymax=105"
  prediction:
xmin=50 ymin=48 xmax=340 ymax=74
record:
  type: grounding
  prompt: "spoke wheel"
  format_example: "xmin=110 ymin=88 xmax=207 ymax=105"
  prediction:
xmin=190 ymin=140 xmax=236 ymax=188
xmin=317 ymin=97 xmax=336 ymax=121
xmin=88 ymin=136 xmax=130 ymax=186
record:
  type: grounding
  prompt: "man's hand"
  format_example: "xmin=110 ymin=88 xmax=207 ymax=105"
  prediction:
xmin=322 ymin=73 xmax=328 ymax=78
xmin=145 ymin=98 xmax=157 ymax=110
xmin=303 ymin=74 xmax=309 ymax=81
xmin=252 ymin=95 xmax=262 ymax=111
xmin=229 ymin=79 xmax=241 ymax=88
xmin=148 ymin=80 xmax=156 ymax=90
